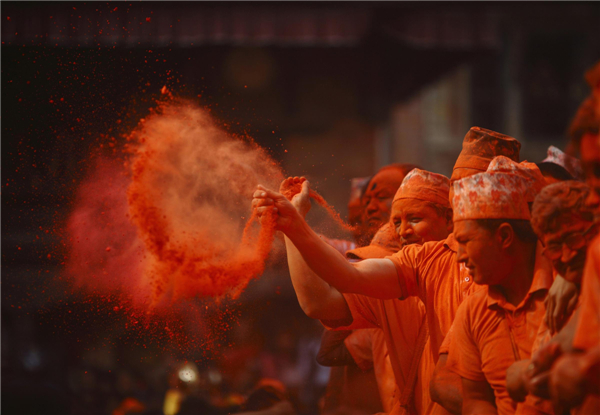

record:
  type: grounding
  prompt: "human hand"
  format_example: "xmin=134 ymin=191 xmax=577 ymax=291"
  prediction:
xmin=506 ymin=360 xmax=530 ymax=402
xmin=527 ymin=342 xmax=563 ymax=399
xmin=545 ymin=274 xmax=579 ymax=334
xmin=549 ymin=353 xmax=588 ymax=413
xmin=252 ymin=185 xmax=303 ymax=234
xmin=280 ymin=177 xmax=311 ymax=218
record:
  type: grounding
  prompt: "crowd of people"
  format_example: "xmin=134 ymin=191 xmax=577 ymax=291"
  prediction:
xmin=250 ymin=61 xmax=600 ymax=415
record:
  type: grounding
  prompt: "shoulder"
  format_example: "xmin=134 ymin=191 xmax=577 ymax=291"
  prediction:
xmin=388 ymin=238 xmax=450 ymax=262
xmin=456 ymin=289 xmax=489 ymax=323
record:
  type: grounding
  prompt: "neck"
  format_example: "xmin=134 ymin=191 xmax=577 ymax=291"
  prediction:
xmin=494 ymin=242 xmax=537 ymax=306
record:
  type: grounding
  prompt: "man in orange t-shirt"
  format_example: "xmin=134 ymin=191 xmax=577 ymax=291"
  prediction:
xmin=252 ymin=127 xmax=522 ymax=414
xmin=281 ymin=169 xmax=453 ymax=414
xmin=536 ymin=94 xmax=600 ymax=415
xmin=443 ymin=158 xmax=552 ymax=415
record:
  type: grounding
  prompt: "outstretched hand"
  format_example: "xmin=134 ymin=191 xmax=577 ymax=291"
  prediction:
xmin=252 ymin=183 xmax=305 ymax=234
xmin=280 ymin=176 xmax=311 ymax=218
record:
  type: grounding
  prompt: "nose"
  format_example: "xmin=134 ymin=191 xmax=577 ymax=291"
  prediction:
xmin=400 ymin=222 xmax=414 ymax=239
xmin=561 ymin=244 xmax=577 ymax=263
xmin=366 ymin=198 xmax=379 ymax=215
xmin=585 ymin=188 xmax=600 ymax=211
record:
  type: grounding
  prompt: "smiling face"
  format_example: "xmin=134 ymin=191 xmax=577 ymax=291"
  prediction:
xmin=454 ymin=219 xmax=508 ymax=285
xmin=540 ymin=213 xmax=595 ymax=282
xmin=390 ymin=199 xmax=452 ymax=246
xmin=362 ymin=169 xmax=406 ymax=239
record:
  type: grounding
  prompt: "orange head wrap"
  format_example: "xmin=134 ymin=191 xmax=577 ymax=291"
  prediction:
xmin=392 ymin=168 xmax=451 ymax=208
xmin=346 ymin=222 xmax=401 ymax=260
xmin=451 ymin=127 xmax=521 ymax=182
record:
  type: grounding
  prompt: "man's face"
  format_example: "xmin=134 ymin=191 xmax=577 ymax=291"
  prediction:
xmin=362 ymin=170 xmax=405 ymax=239
xmin=541 ymin=213 xmax=595 ymax=282
xmin=390 ymin=199 xmax=451 ymax=246
xmin=454 ymin=219 xmax=506 ymax=285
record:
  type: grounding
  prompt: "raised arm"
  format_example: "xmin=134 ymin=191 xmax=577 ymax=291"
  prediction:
xmin=252 ymin=181 xmax=401 ymax=299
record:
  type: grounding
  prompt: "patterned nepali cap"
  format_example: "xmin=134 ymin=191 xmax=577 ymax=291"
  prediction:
xmin=392 ymin=169 xmax=451 ymax=208
xmin=487 ymin=156 xmax=546 ymax=203
xmin=451 ymin=127 xmax=521 ymax=182
xmin=453 ymin=172 xmax=531 ymax=221
xmin=540 ymin=146 xmax=584 ymax=180
xmin=346 ymin=222 xmax=401 ymax=260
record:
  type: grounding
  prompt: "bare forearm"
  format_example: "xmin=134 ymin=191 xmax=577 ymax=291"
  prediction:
xmin=286 ymin=219 xmax=401 ymax=299
xmin=431 ymin=355 xmax=463 ymax=415
xmin=284 ymin=234 xmax=351 ymax=322
xmin=462 ymin=378 xmax=497 ymax=415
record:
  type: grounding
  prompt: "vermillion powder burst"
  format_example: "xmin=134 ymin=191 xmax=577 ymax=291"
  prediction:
xmin=126 ymin=99 xmax=283 ymax=304
xmin=66 ymin=96 xmax=355 ymax=312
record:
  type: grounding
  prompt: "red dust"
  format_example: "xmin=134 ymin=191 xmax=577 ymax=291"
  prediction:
xmin=125 ymin=99 xmax=283 ymax=305
xmin=64 ymin=95 xmax=352 ymax=352
xmin=280 ymin=177 xmax=356 ymax=232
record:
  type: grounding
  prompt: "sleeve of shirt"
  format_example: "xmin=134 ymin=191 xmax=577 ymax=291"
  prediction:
xmin=321 ymin=292 xmax=381 ymax=331
xmin=385 ymin=243 xmax=425 ymax=301
xmin=445 ymin=298 xmax=486 ymax=382
xmin=438 ymin=322 xmax=454 ymax=355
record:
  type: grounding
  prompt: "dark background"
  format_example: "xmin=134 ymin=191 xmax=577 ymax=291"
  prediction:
xmin=2 ymin=2 xmax=600 ymax=414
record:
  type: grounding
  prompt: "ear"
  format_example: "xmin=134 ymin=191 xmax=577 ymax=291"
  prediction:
xmin=446 ymin=208 xmax=454 ymax=233
xmin=496 ymin=222 xmax=515 ymax=250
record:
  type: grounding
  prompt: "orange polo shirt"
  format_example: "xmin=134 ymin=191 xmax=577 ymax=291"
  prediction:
xmin=330 ymin=293 xmax=431 ymax=415
xmin=445 ymin=246 xmax=553 ymax=415
xmin=386 ymin=234 xmax=480 ymax=361
xmin=344 ymin=328 xmax=397 ymax=413
xmin=572 ymin=235 xmax=600 ymax=415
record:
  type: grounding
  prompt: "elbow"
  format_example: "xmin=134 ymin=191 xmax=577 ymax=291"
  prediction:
xmin=429 ymin=374 xmax=444 ymax=406
xmin=298 ymin=301 xmax=325 ymax=320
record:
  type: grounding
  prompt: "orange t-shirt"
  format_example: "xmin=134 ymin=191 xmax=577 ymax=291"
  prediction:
xmin=572 ymin=235 xmax=600 ymax=415
xmin=445 ymin=247 xmax=553 ymax=415
xmin=386 ymin=234 xmax=481 ymax=361
xmin=344 ymin=328 xmax=397 ymax=413
xmin=331 ymin=293 xmax=431 ymax=415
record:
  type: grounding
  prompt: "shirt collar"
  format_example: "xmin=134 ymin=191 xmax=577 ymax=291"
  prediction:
xmin=444 ymin=233 xmax=458 ymax=253
xmin=486 ymin=242 xmax=554 ymax=310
